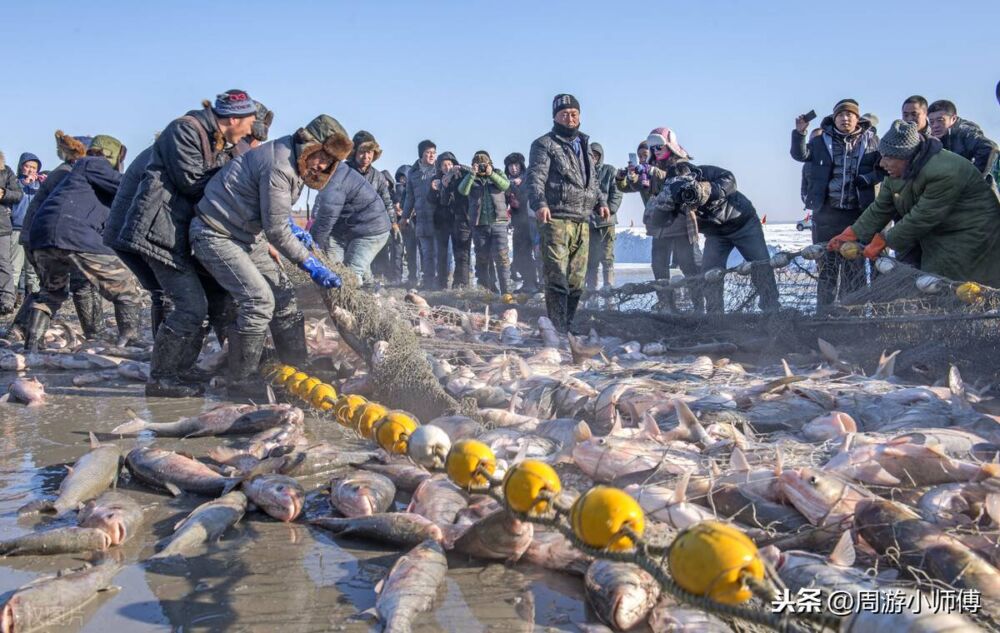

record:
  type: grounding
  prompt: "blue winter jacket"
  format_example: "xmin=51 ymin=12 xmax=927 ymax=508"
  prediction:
xmin=29 ymin=157 xmax=121 ymax=254
xmin=309 ymin=163 xmax=391 ymax=248
xmin=11 ymin=152 xmax=41 ymax=229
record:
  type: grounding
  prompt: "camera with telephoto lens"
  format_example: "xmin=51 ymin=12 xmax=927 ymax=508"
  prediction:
xmin=476 ymin=163 xmax=489 ymax=175
xmin=678 ymin=180 xmax=701 ymax=205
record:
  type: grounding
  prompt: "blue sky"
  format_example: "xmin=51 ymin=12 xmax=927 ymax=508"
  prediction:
xmin=3 ymin=0 xmax=998 ymax=223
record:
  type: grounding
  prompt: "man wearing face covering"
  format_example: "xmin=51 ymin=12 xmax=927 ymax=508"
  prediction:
xmin=527 ymin=94 xmax=609 ymax=333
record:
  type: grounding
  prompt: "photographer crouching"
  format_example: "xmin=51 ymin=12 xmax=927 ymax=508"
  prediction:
xmin=457 ymin=151 xmax=512 ymax=297
xmin=645 ymin=141 xmax=778 ymax=313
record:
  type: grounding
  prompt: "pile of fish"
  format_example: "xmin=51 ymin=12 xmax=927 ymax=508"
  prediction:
xmin=3 ymin=293 xmax=1000 ymax=632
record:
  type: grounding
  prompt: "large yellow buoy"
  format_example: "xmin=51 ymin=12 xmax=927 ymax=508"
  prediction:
xmin=353 ymin=402 xmax=389 ymax=438
xmin=308 ymin=383 xmax=338 ymax=411
xmin=446 ymin=439 xmax=496 ymax=489
xmin=372 ymin=410 xmax=419 ymax=454
xmin=502 ymin=460 xmax=561 ymax=515
xmin=668 ymin=520 xmax=765 ymax=604
xmin=570 ymin=486 xmax=644 ymax=552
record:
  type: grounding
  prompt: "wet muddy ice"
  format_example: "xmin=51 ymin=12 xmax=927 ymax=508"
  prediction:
xmin=0 ymin=371 xmax=589 ymax=632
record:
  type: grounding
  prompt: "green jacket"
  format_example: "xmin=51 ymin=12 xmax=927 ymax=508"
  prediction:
xmin=458 ymin=170 xmax=510 ymax=226
xmin=851 ymin=145 xmax=1000 ymax=286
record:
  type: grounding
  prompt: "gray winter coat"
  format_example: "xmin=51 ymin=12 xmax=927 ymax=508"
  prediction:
xmin=104 ymin=145 xmax=154 ymax=251
xmin=195 ymin=136 xmax=311 ymax=265
xmin=527 ymin=128 xmax=604 ymax=222
xmin=404 ymin=161 xmax=437 ymax=237
xmin=309 ymin=163 xmax=391 ymax=247
xmin=116 ymin=107 xmax=229 ymax=270
xmin=590 ymin=143 xmax=623 ymax=228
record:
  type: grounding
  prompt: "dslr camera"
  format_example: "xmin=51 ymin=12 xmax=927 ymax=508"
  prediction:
xmin=476 ymin=163 xmax=489 ymax=175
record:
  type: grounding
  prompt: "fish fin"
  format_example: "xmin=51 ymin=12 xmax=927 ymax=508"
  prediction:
xmin=853 ymin=464 xmax=901 ymax=486
xmin=873 ymin=350 xmax=899 ymax=380
xmin=828 ymin=531 xmax=856 ymax=567
xmin=164 ymin=482 xmax=183 ymax=498
xmin=353 ymin=608 xmax=379 ymax=622
xmin=574 ymin=421 xmax=592 ymax=442
xmin=673 ymin=472 xmax=690 ymax=504
xmin=0 ymin=393 xmax=9 ymax=403
xmin=817 ymin=338 xmax=839 ymax=363
xmin=89 ymin=432 xmax=100 ymax=449
xmin=222 ymin=479 xmax=242 ymax=496
xmin=774 ymin=445 xmax=784 ymax=477
xmin=516 ymin=356 xmax=532 ymax=379
xmin=729 ymin=448 xmax=751 ymax=472
xmin=110 ymin=417 xmax=146 ymax=435
xmin=266 ymin=384 xmax=277 ymax=405
xmin=781 ymin=359 xmax=793 ymax=378
xmin=607 ymin=412 xmax=623 ymax=436
xmin=639 ymin=412 xmax=660 ymax=440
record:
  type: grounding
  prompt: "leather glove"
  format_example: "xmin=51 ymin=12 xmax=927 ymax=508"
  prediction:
xmin=288 ymin=218 xmax=314 ymax=250
xmin=299 ymin=255 xmax=341 ymax=289
xmin=863 ymin=233 xmax=887 ymax=260
xmin=827 ymin=226 xmax=858 ymax=252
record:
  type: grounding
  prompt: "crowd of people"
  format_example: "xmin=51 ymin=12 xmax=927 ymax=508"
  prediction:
xmin=0 ymin=86 xmax=997 ymax=402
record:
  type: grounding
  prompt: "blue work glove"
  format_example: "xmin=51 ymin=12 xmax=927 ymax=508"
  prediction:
xmin=299 ymin=255 xmax=341 ymax=289
xmin=288 ymin=217 xmax=314 ymax=250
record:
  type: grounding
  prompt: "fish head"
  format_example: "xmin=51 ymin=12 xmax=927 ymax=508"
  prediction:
xmin=82 ymin=508 xmax=129 ymax=546
xmin=802 ymin=412 xmax=857 ymax=441
xmin=254 ymin=476 xmax=305 ymax=522
xmin=778 ymin=468 xmax=857 ymax=525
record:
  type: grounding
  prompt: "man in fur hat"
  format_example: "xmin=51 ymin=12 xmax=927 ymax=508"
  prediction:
xmin=114 ymin=89 xmax=259 ymax=398
xmin=192 ymin=114 xmax=350 ymax=399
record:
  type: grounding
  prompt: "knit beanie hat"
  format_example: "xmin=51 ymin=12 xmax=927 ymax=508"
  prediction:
xmin=879 ymin=120 xmax=922 ymax=159
xmin=213 ymin=89 xmax=256 ymax=118
xmin=862 ymin=113 xmax=879 ymax=128
xmin=417 ymin=139 xmax=436 ymax=158
xmin=552 ymin=93 xmax=581 ymax=118
xmin=833 ymin=99 xmax=860 ymax=118
xmin=89 ymin=134 xmax=126 ymax=170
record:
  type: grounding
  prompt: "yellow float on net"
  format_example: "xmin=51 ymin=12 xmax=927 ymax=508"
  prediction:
xmin=570 ymin=486 xmax=644 ymax=552
xmin=294 ymin=377 xmax=322 ymax=400
xmin=839 ymin=242 xmax=862 ymax=260
xmin=353 ymin=402 xmax=389 ymax=438
xmin=308 ymin=383 xmax=338 ymax=411
xmin=284 ymin=371 xmax=310 ymax=394
xmin=372 ymin=410 xmax=419 ymax=454
xmin=446 ymin=439 xmax=496 ymax=490
xmin=334 ymin=394 xmax=368 ymax=426
xmin=270 ymin=365 xmax=297 ymax=385
xmin=667 ymin=520 xmax=764 ymax=605
xmin=502 ymin=460 xmax=561 ymax=515
xmin=956 ymin=281 xmax=983 ymax=304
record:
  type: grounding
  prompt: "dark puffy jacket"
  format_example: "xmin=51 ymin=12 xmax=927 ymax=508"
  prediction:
xmin=527 ymin=128 xmax=603 ymax=222
xmin=647 ymin=164 xmax=758 ymax=235
xmin=29 ymin=157 xmax=121 ymax=254
xmin=791 ymin=117 xmax=881 ymax=211
xmin=0 ymin=158 xmax=23 ymax=237
xmin=404 ymin=160 xmax=437 ymax=238
xmin=309 ymin=163 xmax=391 ymax=248
xmin=12 ymin=153 xmax=41 ymax=230
xmin=104 ymin=145 xmax=154 ymax=251
xmin=505 ymin=158 xmax=532 ymax=227
xmin=939 ymin=118 xmax=999 ymax=176
xmin=590 ymin=143 xmax=623 ymax=228
xmin=348 ymin=158 xmax=394 ymax=223
xmin=427 ymin=152 xmax=462 ymax=229
xmin=20 ymin=162 xmax=72 ymax=246
xmin=117 ymin=107 xmax=229 ymax=270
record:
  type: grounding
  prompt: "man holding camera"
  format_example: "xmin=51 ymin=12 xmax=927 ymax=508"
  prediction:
xmin=458 ymin=151 xmax=511 ymax=296
xmin=528 ymin=94 xmax=608 ymax=333
xmin=791 ymin=99 xmax=881 ymax=308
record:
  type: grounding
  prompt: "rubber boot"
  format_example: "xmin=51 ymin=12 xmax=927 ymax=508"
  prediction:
xmin=544 ymin=289 xmax=568 ymax=333
xmin=146 ymin=325 xmax=205 ymax=398
xmin=24 ymin=308 xmax=50 ymax=353
xmin=602 ymin=268 xmax=617 ymax=310
xmin=226 ymin=328 xmax=268 ymax=401
xmin=566 ymin=291 xmax=582 ymax=334
xmin=73 ymin=285 xmax=104 ymax=340
xmin=270 ymin=313 xmax=308 ymax=367
xmin=113 ymin=302 xmax=143 ymax=347
xmin=176 ymin=326 xmax=216 ymax=383
xmin=150 ymin=293 xmax=164 ymax=338
xmin=5 ymin=294 xmax=35 ymax=342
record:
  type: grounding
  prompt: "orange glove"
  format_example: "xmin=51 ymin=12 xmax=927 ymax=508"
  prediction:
xmin=827 ymin=226 xmax=858 ymax=252
xmin=863 ymin=233 xmax=887 ymax=260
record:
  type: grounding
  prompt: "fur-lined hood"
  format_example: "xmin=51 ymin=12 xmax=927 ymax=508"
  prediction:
xmin=293 ymin=115 xmax=353 ymax=190
xmin=55 ymin=130 xmax=89 ymax=163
